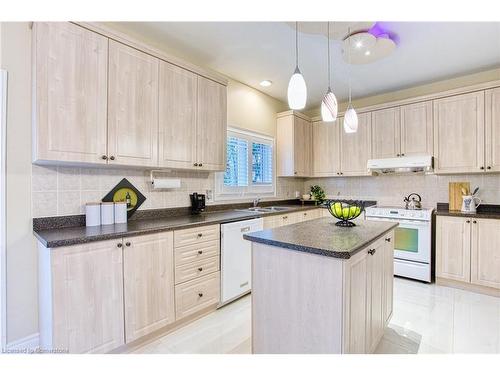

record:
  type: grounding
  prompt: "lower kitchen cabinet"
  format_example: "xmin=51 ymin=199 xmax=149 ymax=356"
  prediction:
xmin=175 ymin=272 xmax=221 ymax=320
xmin=436 ymin=216 xmax=500 ymax=294
xmin=38 ymin=239 xmax=125 ymax=354
xmin=123 ymin=232 xmax=175 ymax=343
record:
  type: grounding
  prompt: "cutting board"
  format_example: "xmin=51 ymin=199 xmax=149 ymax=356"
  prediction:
xmin=449 ymin=182 xmax=470 ymax=211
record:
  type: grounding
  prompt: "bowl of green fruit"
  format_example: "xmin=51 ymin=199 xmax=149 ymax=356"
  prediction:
xmin=326 ymin=200 xmax=365 ymax=227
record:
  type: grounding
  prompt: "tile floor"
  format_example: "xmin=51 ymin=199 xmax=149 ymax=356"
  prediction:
xmin=132 ymin=277 xmax=500 ymax=354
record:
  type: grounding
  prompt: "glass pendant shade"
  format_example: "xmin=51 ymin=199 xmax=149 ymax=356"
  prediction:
xmin=343 ymin=105 xmax=359 ymax=133
xmin=287 ymin=67 xmax=307 ymax=110
xmin=320 ymin=88 xmax=338 ymax=122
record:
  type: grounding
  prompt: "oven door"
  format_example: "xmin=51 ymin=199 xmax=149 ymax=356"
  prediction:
xmin=366 ymin=217 xmax=431 ymax=264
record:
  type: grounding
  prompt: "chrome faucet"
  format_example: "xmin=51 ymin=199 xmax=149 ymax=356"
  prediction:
xmin=253 ymin=198 xmax=261 ymax=207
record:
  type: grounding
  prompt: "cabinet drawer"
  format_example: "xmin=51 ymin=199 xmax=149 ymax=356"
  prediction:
xmin=174 ymin=224 xmax=220 ymax=247
xmin=174 ymin=240 xmax=220 ymax=266
xmin=175 ymin=272 xmax=220 ymax=320
xmin=175 ymin=256 xmax=220 ymax=285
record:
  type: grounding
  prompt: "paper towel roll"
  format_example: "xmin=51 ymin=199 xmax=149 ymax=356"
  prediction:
xmin=152 ymin=177 xmax=181 ymax=189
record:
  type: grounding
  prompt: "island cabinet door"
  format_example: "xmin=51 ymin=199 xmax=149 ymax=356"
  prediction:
xmin=366 ymin=238 xmax=385 ymax=354
xmin=123 ymin=232 xmax=175 ymax=343
xmin=383 ymin=231 xmax=395 ymax=325
xmin=343 ymin=249 xmax=369 ymax=354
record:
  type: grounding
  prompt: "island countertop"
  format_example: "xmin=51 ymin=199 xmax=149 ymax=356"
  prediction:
xmin=243 ymin=217 xmax=398 ymax=259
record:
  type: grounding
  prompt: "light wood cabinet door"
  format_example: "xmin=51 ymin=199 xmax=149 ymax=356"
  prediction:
xmin=433 ymin=92 xmax=485 ymax=174
xmin=263 ymin=216 xmax=278 ymax=229
xmin=33 ymin=22 xmax=108 ymax=164
xmin=297 ymin=209 xmax=321 ymax=222
xmin=485 ymin=88 xmax=500 ymax=172
xmin=436 ymin=216 xmax=471 ymax=282
xmin=366 ymin=239 xmax=385 ymax=353
xmin=371 ymin=107 xmax=401 ymax=159
xmin=400 ymin=101 xmax=433 ymax=156
xmin=158 ymin=62 xmax=197 ymax=169
xmin=51 ymin=240 xmax=124 ymax=353
xmin=344 ymin=249 xmax=368 ymax=354
xmin=196 ymin=76 xmax=227 ymax=171
xmin=471 ymin=219 xmax=500 ymax=289
xmin=175 ymin=272 xmax=220 ymax=320
xmin=294 ymin=116 xmax=313 ymax=177
xmin=108 ymin=40 xmax=159 ymax=167
xmin=340 ymin=113 xmax=372 ymax=176
xmin=123 ymin=232 xmax=175 ymax=343
xmin=312 ymin=119 xmax=341 ymax=176
xmin=383 ymin=232 xmax=394 ymax=325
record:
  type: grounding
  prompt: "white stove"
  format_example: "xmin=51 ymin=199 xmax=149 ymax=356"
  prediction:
xmin=365 ymin=206 xmax=433 ymax=282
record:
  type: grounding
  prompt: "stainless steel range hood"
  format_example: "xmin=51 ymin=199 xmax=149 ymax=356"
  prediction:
xmin=367 ymin=155 xmax=433 ymax=175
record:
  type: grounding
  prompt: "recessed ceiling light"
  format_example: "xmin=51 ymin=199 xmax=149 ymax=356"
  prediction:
xmin=355 ymin=41 xmax=363 ymax=49
xmin=260 ymin=80 xmax=272 ymax=87
xmin=364 ymin=50 xmax=371 ymax=56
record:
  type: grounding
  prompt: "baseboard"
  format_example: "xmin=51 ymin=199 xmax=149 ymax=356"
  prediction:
xmin=3 ymin=333 xmax=40 ymax=353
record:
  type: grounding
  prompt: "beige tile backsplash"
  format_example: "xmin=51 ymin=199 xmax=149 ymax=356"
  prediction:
xmin=305 ymin=173 xmax=500 ymax=209
xmin=31 ymin=165 xmax=304 ymax=218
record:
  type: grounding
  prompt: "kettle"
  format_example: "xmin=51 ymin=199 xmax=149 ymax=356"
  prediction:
xmin=404 ymin=193 xmax=422 ymax=210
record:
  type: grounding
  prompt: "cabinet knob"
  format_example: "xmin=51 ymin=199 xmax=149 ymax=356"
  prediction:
xmin=194 ymin=163 xmax=198 ymax=166
xmin=117 ymin=243 xmax=123 ymax=248
xmin=385 ymin=238 xmax=391 ymax=242
xmin=401 ymin=153 xmax=405 ymax=156
xmin=294 ymin=171 xmax=297 ymax=175
xmin=396 ymin=154 xmax=400 ymax=157
xmin=473 ymin=220 xmax=477 ymax=224
xmin=480 ymin=166 xmax=485 ymax=170
xmin=198 ymin=267 xmax=203 ymax=272
xmin=198 ymin=292 xmax=203 ymax=298
xmin=303 ymin=213 xmax=307 ymax=216
xmin=487 ymin=166 xmax=492 ymax=170
xmin=125 ymin=242 xmax=131 ymax=247
xmin=109 ymin=156 xmax=115 ymax=161
xmin=466 ymin=220 xmax=471 ymax=223
xmin=199 ymin=163 xmax=203 ymax=167
xmin=198 ymin=250 xmax=203 ymax=255
xmin=197 ymin=233 xmax=203 ymax=238
xmin=368 ymin=249 xmax=376 ymax=255
xmin=283 ymin=216 xmax=288 ymax=219
xmin=101 ymin=155 xmax=108 ymax=160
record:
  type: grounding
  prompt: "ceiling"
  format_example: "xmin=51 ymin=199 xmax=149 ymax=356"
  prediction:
xmin=107 ymin=22 xmax=500 ymax=109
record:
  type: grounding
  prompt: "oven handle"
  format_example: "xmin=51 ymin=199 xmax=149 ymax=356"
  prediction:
xmin=366 ymin=217 xmax=430 ymax=226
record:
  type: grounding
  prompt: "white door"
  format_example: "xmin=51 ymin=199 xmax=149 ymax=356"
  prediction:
xmin=0 ymin=70 xmax=6 ymax=350
xmin=221 ymin=218 xmax=263 ymax=304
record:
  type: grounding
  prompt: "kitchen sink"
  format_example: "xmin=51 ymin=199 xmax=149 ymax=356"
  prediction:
xmin=235 ymin=206 xmax=290 ymax=213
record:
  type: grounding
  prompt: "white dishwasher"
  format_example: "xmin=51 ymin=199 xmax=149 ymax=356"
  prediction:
xmin=220 ymin=218 xmax=263 ymax=305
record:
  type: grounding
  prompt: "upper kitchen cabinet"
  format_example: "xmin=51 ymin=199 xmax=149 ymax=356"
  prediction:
xmin=108 ymin=41 xmax=159 ymax=167
xmin=312 ymin=118 xmax=341 ymax=177
xmin=400 ymin=101 xmax=433 ymax=156
xmin=32 ymin=22 xmax=109 ymax=165
xmin=158 ymin=62 xmax=197 ymax=169
xmin=433 ymin=91 xmax=485 ymax=174
xmin=340 ymin=112 xmax=372 ymax=176
xmin=277 ymin=111 xmax=312 ymax=177
xmin=196 ymin=76 xmax=227 ymax=171
xmin=371 ymin=107 xmax=401 ymax=159
xmin=485 ymin=87 xmax=500 ymax=172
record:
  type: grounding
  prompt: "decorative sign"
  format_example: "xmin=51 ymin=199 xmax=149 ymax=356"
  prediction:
xmin=102 ymin=178 xmax=146 ymax=218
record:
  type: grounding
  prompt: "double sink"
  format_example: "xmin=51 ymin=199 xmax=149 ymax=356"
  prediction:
xmin=235 ymin=206 xmax=290 ymax=213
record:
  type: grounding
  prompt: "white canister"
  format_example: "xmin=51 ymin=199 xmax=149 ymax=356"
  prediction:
xmin=85 ymin=203 xmax=101 ymax=227
xmin=101 ymin=202 xmax=115 ymax=225
xmin=114 ymin=202 xmax=127 ymax=224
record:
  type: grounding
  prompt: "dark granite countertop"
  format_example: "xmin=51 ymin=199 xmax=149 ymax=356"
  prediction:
xmin=243 ymin=218 xmax=398 ymax=259
xmin=34 ymin=205 xmax=322 ymax=248
xmin=435 ymin=203 xmax=500 ymax=220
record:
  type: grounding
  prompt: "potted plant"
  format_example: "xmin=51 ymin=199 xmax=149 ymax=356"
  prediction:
xmin=310 ymin=185 xmax=326 ymax=204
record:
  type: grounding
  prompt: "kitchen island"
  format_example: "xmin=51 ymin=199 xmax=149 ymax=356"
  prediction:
xmin=244 ymin=217 xmax=397 ymax=354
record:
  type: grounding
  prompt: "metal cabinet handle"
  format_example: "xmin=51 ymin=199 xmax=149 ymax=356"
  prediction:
xmin=487 ymin=166 xmax=492 ymax=170
xmin=401 ymin=153 xmax=405 ymax=156
xmin=385 ymin=238 xmax=391 ymax=242
xmin=283 ymin=216 xmax=288 ymax=219
xmin=194 ymin=163 xmax=198 ymax=166
xmin=198 ymin=292 xmax=203 ymax=298
xmin=198 ymin=250 xmax=203 ymax=255
xmin=480 ymin=166 xmax=485 ymax=170
xmin=466 ymin=220 xmax=471 ymax=223
xmin=117 ymin=243 xmax=123 ymax=248
xmin=125 ymin=242 xmax=131 ymax=247
xmin=368 ymin=249 xmax=376 ymax=255
xmin=473 ymin=220 xmax=477 ymax=224
xmin=199 ymin=163 xmax=203 ymax=167
xmin=197 ymin=233 xmax=203 ymax=238
xmin=396 ymin=154 xmax=400 ymax=157
xmin=198 ymin=267 xmax=203 ymax=272
xmin=101 ymin=155 xmax=108 ymax=160
xmin=109 ymin=156 xmax=115 ymax=161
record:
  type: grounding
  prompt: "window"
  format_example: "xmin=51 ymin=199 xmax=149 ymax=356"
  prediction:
xmin=216 ymin=128 xmax=275 ymax=200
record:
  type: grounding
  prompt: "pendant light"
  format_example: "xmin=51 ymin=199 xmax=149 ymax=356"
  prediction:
xmin=344 ymin=27 xmax=359 ymax=133
xmin=321 ymin=21 xmax=338 ymax=122
xmin=287 ymin=22 xmax=307 ymax=110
